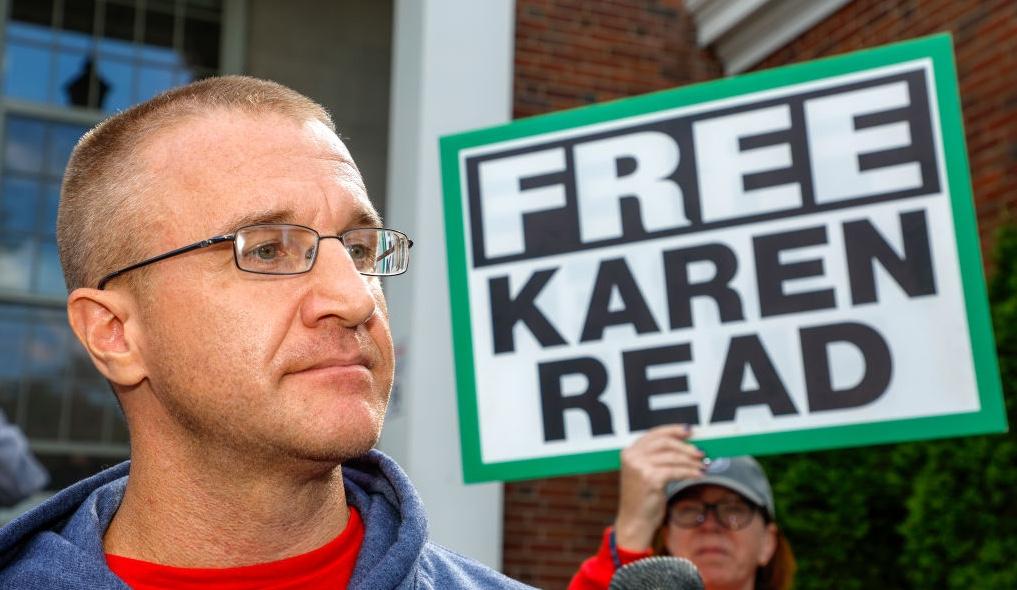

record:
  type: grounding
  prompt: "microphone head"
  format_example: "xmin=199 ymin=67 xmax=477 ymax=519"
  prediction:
xmin=608 ymin=556 xmax=704 ymax=590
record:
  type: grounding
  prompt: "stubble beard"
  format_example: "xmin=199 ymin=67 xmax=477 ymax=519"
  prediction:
xmin=146 ymin=360 xmax=392 ymax=472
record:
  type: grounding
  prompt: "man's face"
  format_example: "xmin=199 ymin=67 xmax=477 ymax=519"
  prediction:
xmin=664 ymin=485 xmax=776 ymax=589
xmin=127 ymin=110 xmax=394 ymax=465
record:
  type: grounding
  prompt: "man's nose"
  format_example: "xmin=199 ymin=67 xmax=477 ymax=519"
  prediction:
xmin=299 ymin=238 xmax=378 ymax=328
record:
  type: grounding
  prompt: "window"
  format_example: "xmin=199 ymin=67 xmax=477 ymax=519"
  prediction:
xmin=2 ymin=116 xmax=87 ymax=297
xmin=0 ymin=0 xmax=229 ymax=492
xmin=4 ymin=0 xmax=221 ymax=111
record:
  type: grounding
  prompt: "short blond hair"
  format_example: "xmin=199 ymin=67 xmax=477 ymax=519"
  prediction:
xmin=57 ymin=75 xmax=334 ymax=291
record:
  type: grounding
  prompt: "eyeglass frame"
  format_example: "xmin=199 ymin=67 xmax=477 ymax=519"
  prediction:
xmin=667 ymin=498 xmax=762 ymax=531
xmin=96 ymin=223 xmax=414 ymax=290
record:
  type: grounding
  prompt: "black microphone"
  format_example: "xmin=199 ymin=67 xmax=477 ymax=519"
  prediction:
xmin=608 ymin=556 xmax=704 ymax=590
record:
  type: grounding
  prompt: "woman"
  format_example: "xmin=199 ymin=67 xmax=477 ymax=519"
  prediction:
xmin=568 ymin=425 xmax=795 ymax=590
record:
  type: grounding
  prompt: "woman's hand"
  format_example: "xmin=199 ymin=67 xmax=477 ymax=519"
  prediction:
xmin=613 ymin=424 xmax=705 ymax=551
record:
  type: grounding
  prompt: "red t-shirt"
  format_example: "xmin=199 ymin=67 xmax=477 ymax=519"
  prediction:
xmin=106 ymin=507 xmax=365 ymax=590
xmin=568 ymin=527 xmax=653 ymax=590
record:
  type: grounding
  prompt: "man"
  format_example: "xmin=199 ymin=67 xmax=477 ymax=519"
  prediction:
xmin=0 ymin=76 xmax=531 ymax=589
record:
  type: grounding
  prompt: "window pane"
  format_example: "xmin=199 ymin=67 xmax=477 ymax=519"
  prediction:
xmin=141 ymin=45 xmax=182 ymax=67
xmin=185 ymin=1 xmax=223 ymax=19
xmin=96 ymin=58 xmax=135 ymax=112
xmin=23 ymin=316 xmax=69 ymax=439
xmin=0 ymin=236 xmax=35 ymax=291
xmin=4 ymin=117 xmax=46 ymax=174
xmin=140 ymin=45 xmax=181 ymax=66
xmin=60 ymin=0 xmax=96 ymax=40
xmin=0 ymin=307 xmax=28 ymax=421
xmin=183 ymin=16 xmax=220 ymax=70
xmin=143 ymin=7 xmax=176 ymax=61
xmin=111 ymin=410 xmax=129 ymax=444
xmin=69 ymin=336 xmax=96 ymax=382
xmin=25 ymin=312 xmax=68 ymax=376
xmin=55 ymin=29 xmax=92 ymax=52
xmin=7 ymin=21 xmax=56 ymax=45
xmin=36 ymin=241 xmax=65 ymax=296
xmin=46 ymin=123 xmax=86 ymax=177
xmin=10 ymin=0 xmax=55 ymax=30
xmin=138 ymin=65 xmax=175 ymax=102
xmin=0 ymin=310 xmax=28 ymax=381
xmin=3 ymin=41 xmax=51 ymax=103
xmin=103 ymin=2 xmax=137 ymax=50
xmin=69 ymin=380 xmax=108 ymax=442
xmin=1 ymin=176 xmax=40 ymax=232
xmin=175 ymin=68 xmax=194 ymax=85
xmin=24 ymin=379 xmax=62 ymax=438
xmin=0 ymin=310 xmax=27 ymax=420
xmin=97 ymin=36 xmax=135 ymax=60
xmin=41 ymin=182 xmax=61 ymax=236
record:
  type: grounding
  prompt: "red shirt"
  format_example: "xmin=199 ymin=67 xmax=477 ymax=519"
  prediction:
xmin=106 ymin=507 xmax=365 ymax=590
xmin=568 ymin=527 xmax=653 ymax=590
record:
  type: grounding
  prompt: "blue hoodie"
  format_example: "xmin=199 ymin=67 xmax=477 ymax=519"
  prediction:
xmin=0 ymin=450 xmax=533 ymax=589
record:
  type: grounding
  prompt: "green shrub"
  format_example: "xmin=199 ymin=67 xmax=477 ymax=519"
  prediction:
xmin=898 ymin=224 xmax=1017 ymax=589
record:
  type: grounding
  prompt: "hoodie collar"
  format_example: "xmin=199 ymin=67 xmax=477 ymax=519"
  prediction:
xmin=0 ymin=450 xmax=428 ymax=589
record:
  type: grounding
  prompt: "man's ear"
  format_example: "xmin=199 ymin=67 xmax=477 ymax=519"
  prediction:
xmin=66 ymin=288 xmax=147 ymax=387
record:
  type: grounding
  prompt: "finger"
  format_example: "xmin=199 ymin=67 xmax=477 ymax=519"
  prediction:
xmin=638 ymin=424 xmax=693 ymax=443
xmin=623 ymin=454 xmax=706 ymax=484
xmin=622 ymin=451 xmax=703 ymax=481
xmin=625 ymin=427 xmax=689 ymax=456
xmin=637 ymin=464 xmax=706 ymax=491
xmin=641 ymin=454 xmax=707 ymax=473
xmin=631 ymin=427 xmax=701 ymax=455
xmin=643 ymin=452 xmax=707 ymax=474
xmin=630 ymin=436 xmax=705 ymax=462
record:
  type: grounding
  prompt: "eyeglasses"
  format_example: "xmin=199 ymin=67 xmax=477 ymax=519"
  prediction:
xmin=97 ymin=224 xmax=413 ymax=290
xmin=668 ymin=499 xmax=758 ymax=531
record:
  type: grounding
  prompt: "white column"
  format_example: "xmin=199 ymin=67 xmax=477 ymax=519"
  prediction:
xmin=378 ymin=0 xmax=516 ymax=570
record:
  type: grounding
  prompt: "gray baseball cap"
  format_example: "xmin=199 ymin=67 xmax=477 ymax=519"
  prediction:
xmin=664 ymin=456 xmax=775 ymax=519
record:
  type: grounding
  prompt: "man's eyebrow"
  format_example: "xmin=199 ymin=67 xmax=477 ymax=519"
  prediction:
xmin=216 ymin=209 xmax=297 ymax=235
xmin=351 ymin=209 xmax=383 ymax=228
xmin=213 ymin=208 xmax=383 ymax=236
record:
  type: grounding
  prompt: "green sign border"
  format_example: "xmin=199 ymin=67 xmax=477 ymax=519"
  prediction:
xmin=440 ymin=34 xmax=1007 ymax=484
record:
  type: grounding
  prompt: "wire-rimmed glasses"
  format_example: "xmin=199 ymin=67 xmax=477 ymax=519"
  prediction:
xmin=97 ymin=224 xmax=413 ymax=290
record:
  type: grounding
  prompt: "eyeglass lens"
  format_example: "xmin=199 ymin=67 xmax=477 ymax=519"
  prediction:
xmin=670 ymin=500 xmax=756 ymax=530
xmin=233 ymin=225 xmax=409 ymax=276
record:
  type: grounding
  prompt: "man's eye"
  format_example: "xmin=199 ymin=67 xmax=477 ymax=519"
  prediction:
xmin=347 ymin=244 xmax=371 ymax=261
xmin=250 ymin=243 xmax=282 ymax=260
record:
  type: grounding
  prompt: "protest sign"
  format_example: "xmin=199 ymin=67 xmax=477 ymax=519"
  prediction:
xmin=440 ymin=35 xmax=1006 ymax=483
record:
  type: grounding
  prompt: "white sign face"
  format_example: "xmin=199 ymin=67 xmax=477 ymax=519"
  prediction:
xmin=441 ymin=35 xmax=1006 ymax=483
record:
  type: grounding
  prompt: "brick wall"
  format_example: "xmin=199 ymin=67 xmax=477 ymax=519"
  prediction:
xmin=502 ymin=471 xmax=619 ymax=585
xmin=504 ymin=1 xmax=1017 ymax=588
xmin=753 ymin=0 xmax=1017 ymax=267
xmin=513 ymin=0 xmax=721 ymax=119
